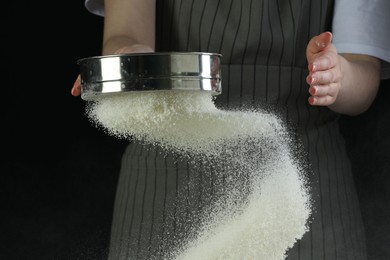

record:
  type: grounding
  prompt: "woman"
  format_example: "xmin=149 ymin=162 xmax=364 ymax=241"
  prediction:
xmin=72 ymin=0 xmax=389 ymax=259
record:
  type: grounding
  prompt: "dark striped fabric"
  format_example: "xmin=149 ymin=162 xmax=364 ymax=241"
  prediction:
xmin=108 ymin=0 xmax=367 ymax=259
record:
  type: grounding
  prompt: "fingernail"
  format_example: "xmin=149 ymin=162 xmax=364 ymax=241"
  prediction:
xmin=309 ymin=86 xmax=316 ymax=95
xmin=316 ymin=41 xmax=326 ymax=48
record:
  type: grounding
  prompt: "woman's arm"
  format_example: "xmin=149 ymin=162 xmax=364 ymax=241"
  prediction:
xmin=102 ymin=0 xmax=156 ymax=55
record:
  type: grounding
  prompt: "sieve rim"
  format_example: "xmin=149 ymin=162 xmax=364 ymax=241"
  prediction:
xmin=77 ymin=51 xmax=223 ymax=64
xmin=78 ymin=52 xmax=223 ymax=100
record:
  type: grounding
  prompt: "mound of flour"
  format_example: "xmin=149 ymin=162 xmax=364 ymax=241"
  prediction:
xmin=86 ymin=90 xmax=312 ymax=260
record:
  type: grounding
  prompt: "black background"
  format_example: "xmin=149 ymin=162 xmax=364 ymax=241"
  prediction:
xmin=3 ymin=1 xmax=390 ymax=259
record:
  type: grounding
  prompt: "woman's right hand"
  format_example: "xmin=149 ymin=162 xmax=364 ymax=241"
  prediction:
xmin=71 ymin=44 xmax=154 ymax=97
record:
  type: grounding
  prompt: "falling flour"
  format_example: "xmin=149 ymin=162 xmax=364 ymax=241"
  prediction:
xmin=85 ymin=90 xmax=312 ymax=260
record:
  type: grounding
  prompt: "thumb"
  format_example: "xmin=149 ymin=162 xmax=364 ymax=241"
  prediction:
xmin=306 ymin=31 xmax=333 ymax=58
xmin=71 ymin=74 xmax=82 ymax=96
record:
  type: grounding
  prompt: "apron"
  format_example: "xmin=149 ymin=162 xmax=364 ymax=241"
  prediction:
xmin=108 ymin=1 xmax=367 ymax=259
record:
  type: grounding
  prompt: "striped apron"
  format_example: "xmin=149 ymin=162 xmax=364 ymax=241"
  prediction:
xmin=108 ymin=1 xmax=367 ymax=259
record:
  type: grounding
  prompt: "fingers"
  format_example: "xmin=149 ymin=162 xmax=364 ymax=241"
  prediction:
xmin=308 ymin=83 xmax=338 ymax=106
xmin=308 ymin=95 xmax=336 ymax=106
xmin=309 ymin=53 xmax=335 ymax=73
xmin=306 ymin=31 xmax=342 ymax=107
xmin=71 ymin=74 xmax=82 ymax=96
xmin=307 ymin=70 xmax=341 ymax=106
xmin=306 ymin=66 xmax=340 ymax=85
xmin=307 ymin=32 xmax=336 ymax=71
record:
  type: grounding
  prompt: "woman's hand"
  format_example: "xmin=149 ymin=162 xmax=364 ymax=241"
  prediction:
xmin=70 ymin=44 xmax=154 ymax=97
xmin=306 ymin=32 xmax=341 ymax=107
xmin=306 ymin=32 xmax=380 ymax=115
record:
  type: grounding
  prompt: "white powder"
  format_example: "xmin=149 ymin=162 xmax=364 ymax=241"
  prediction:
xmin=86 ymin=91 xmax=279 ymax=155
xmin=86 ymin=90 xmax=312 ymax=260
xmin=172 ymin=155 xmax=310 ymax=260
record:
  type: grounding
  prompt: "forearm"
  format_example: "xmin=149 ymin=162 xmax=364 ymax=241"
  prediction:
xmin=102 ymin=0 xmax=156 ymax=55
xmin=329 ymin=54 xmax=381 ymax=116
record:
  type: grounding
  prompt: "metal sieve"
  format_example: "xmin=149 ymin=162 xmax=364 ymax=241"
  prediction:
xmin=77 ymin=52 xmax=222 ymax=100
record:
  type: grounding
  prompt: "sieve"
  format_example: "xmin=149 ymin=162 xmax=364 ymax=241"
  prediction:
xmin=77 ymin=52 xmax=222 ymax=100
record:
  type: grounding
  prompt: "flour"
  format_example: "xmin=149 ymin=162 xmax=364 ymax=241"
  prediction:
xmin=86 ymin=90 xmax=312 ymax=260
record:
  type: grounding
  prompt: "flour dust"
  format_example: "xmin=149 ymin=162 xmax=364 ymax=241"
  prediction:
xmin=85 ymin=90 xmax=312 ymax=260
